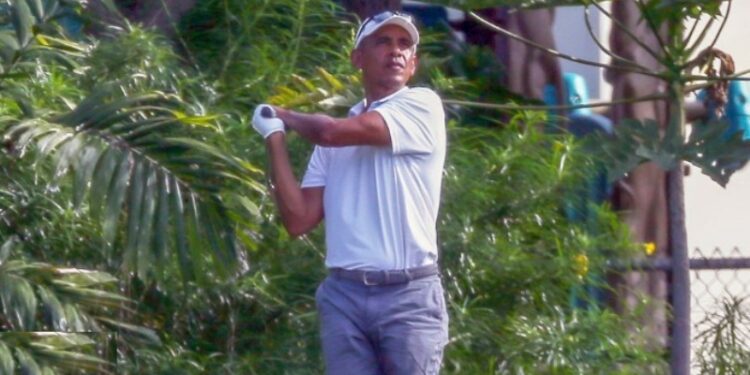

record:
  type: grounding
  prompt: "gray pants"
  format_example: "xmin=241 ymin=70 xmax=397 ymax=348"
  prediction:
xmin=315 ymin=274 xmax=449 ymax=375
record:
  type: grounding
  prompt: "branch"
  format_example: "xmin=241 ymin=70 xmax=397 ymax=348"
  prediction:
xmin=684 ymin=0 xmax=732 ymax=67
xmin=583 ymin=5 xmax=643 ymax=70
xmin=703 ymin=0 xmax=732 ymax=59
xmin=683 ymin=69 xmax=750 ymax=82
xmin=684 ymin=82 xmax=713 ymax=94
xmin=681 ymin=14 xmax=701 ymax=52
xmin=590 ymin=1 xmax=666 ymax=66
xmin=635 ymin=0 xmax=670 ymax=57
xmin=684 ymin=5 xmax=718 ymax=57
xmin=467 ymin=11 xmax=664 ymax=79
xmin=444 ymin=93 xmax=668 ymax=112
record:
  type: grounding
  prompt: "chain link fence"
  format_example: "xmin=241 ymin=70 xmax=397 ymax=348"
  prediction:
xmin=605 ymin=247 xmax=750 ymax=374
xmin=690 ymin=247 xmax=750 ymax=374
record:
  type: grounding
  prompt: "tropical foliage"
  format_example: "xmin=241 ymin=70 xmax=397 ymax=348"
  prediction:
xmin=1 ymin=0 xmax=747 ymax=374
xmin=695 ymin=297 xmax=750 ymax=374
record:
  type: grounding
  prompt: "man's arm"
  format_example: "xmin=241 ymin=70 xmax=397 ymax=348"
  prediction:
xmin=275 ymin=108 xmax=391 ymax=147
xmin=265 ymin=132 xmax=324 ymax=237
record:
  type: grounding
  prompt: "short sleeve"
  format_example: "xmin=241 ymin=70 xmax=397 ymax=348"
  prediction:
xmin=373 ymin=88 xmax=445 ymax=156
xmin=301 ymin=146 xmax=328 ymax=188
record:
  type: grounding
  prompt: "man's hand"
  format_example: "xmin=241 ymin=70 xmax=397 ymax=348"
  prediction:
xmin=252 ymin=104 xmax=285 ymax=139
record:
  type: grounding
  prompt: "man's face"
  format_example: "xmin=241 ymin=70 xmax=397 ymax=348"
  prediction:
xmin=352 ymin=24 xmax=417 ymax=90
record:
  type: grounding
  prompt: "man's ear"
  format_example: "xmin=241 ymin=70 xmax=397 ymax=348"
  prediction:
xmin=351 ymin=49 xmax=363 ymax=69
xmin=408 ymin=54 xmax=419 ymax=76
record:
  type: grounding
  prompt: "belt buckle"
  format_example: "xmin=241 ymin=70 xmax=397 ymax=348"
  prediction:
xmin=363 ymin=271 xmax=379 ymax=286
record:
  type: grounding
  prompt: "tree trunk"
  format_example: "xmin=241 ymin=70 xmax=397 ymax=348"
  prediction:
xmin=607 ymin=0 xmax=670 ymax=347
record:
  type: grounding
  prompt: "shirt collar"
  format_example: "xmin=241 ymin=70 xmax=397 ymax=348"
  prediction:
xmin=349 ymin=86 xmax=409 ymax=117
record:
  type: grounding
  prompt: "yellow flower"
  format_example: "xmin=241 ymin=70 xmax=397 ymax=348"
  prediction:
xmin=644 ymin=242 xmax=657 ymax=256
xmin=573 ymin=253 xmax=589 ymax=277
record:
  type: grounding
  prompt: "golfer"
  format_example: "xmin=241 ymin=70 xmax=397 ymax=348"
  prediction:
xmin=252 ymin=11 xmax=448 ymax=375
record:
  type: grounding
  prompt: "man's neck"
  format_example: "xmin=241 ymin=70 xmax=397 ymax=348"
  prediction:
xmin=365 ymin=84 xmax=407 ymax=108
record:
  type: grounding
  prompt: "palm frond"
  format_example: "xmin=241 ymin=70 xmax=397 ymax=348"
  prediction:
xmin=0 ymin=332 xmax=110 ymax=374
xmin=0 ymin=0 xmax=86 ymax=76
xmin=5 ymin=88 xmax=263 ymax=282
xmin=269 ymin=67 xmax=361 ymax=116
xmin=0 ymin=253 xmax=160 ymax=374
xmin=1 ymin=258 xmax=138 ymax=332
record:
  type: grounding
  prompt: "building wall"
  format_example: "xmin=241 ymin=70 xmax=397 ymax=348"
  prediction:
xmin=552 ymin=5 xmax=609 ymax=100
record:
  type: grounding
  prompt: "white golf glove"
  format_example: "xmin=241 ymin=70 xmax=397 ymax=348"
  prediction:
xmin=252 ymin=104 xmax=285 ymax=139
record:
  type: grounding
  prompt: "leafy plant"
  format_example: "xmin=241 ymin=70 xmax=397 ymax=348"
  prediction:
xmin=695 ymin=297 xmax=750 ymax=375
xmin=438 ymin=117 xmax=665 ymax=373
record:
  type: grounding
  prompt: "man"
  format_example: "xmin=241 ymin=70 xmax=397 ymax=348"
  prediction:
xmin=251 ymin=11 xmax=448 ymax=374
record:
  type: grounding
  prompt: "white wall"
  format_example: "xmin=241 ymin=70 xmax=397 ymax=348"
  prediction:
xmin=553 ymin=5 xmax=611 ymax=100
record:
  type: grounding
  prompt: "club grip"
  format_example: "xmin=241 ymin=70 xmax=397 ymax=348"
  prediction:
xmin=261 ymin=106 xmax=275 ymax=118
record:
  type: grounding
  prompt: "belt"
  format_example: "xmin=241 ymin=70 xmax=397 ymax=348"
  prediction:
xmin=329 ymin=264 xmax=439 ymax=286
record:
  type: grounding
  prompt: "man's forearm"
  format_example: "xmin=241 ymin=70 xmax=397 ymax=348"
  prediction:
xmin=265 ymin=133 xmax=309 ymax=233
xmin=275 ymin=108 xmax=337 ymax=146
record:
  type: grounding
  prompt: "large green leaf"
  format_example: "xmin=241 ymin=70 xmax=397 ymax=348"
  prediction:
xmin=36 ymin=286 xmax=67 ymax=331
xmin=595 ymin=118 xmax=750 ymax=186
xmin=0 ymin=236 xmax=19 ymax=265
xmin=11 ymin=0 xmax=34 ymax=47
xmin=1 ymin=332 xmax=111 ymax=374
xmin=0 ymin=341 xmax=14 ymax=375
xmin=6 ymin=90 xmax=260 ymax=283
xmin=0 ymin=274 xmax=37 ymax=330
xmin=26 ymin=0 xmax=46 ymax=23
xmin=685 ymin=120 xmax=750 ymax=186
xmin=15 ymin=347 xmax=42 ymax=375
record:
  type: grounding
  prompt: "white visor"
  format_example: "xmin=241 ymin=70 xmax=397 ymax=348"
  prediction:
xmin=354 ymin=11 xmax=419 ymax=49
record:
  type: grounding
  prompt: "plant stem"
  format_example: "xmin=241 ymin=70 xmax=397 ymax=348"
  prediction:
xmin=666 ymin=9 xmax=690 ymax=373
xmin=583 ymin=6 xmax=643 ymax=70
xmin=444 ymin=93 xmax=668 ymax=112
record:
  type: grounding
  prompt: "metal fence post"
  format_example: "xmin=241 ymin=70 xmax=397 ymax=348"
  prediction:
xmin=669 ymin=167 xmax=690 ymax=375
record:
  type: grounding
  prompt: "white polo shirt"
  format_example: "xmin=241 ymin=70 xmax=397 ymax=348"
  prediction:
xmin=301 ymin=87 xmax=446 ymax=271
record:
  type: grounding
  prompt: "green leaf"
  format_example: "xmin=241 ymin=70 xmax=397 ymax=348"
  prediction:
xmin=32 ymin=128 xmax=67 ymax=158
xmin=135 ymin=166 xmax=158 ymax=281
xmin=12 ymin=0 xmax=35 ymax=47
xmin=42 ymin=0 xmax=60 ymax=18
xmin=202 ymin=201 xmax=236 ymax=278
xmin=124 ymin=161 xmax=147 ymax=273
xmin=15 ymin=347 xmax=42 ymax=375
xmin=152 ymin=172 xmax=170 ymax=262
xmin=52 ymin=132 xmax=83 ymax=178
xmin=0 ymin=30 xmax=20 ymax=51
xmin=62 ymin=304 xmax=84 ymax=332
xmin=187 ymin=192 xmax=207 ymax=285
xmin=317 ymin=67 xmax=344 ymax=91
xmin=31 ymin=332 xmax=96 ymax=350
xmin=97 ymin=317 xmax=161 ymax=345
xmin=36 ymin=286 xmax=67 ymax=331
xmin=0 ymin=276 xmax=37 ymax=330
xmin=0 ymin=341 xmax=14 ymax=375
xmin=102 ymin=154 xmax=130 ymax=251
xmin=73 ymin=145 xmax=102 ymax=208
xmin=170 ymin=177 xmax=193 ymax=282
xmin=236 ymin=195 xmax=262 ymax=220
xmin=55 ymin=286 xmax=130 ymax=308
xmin=58 ymin=269 xmax=118 ymax=287
xmin=89 ymin=146 xmax=120 ymax=220
xmin=0 ymin=236 xmax=19 ymax=265
xmin=27 ymin=0 xmax=45 ymax=22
